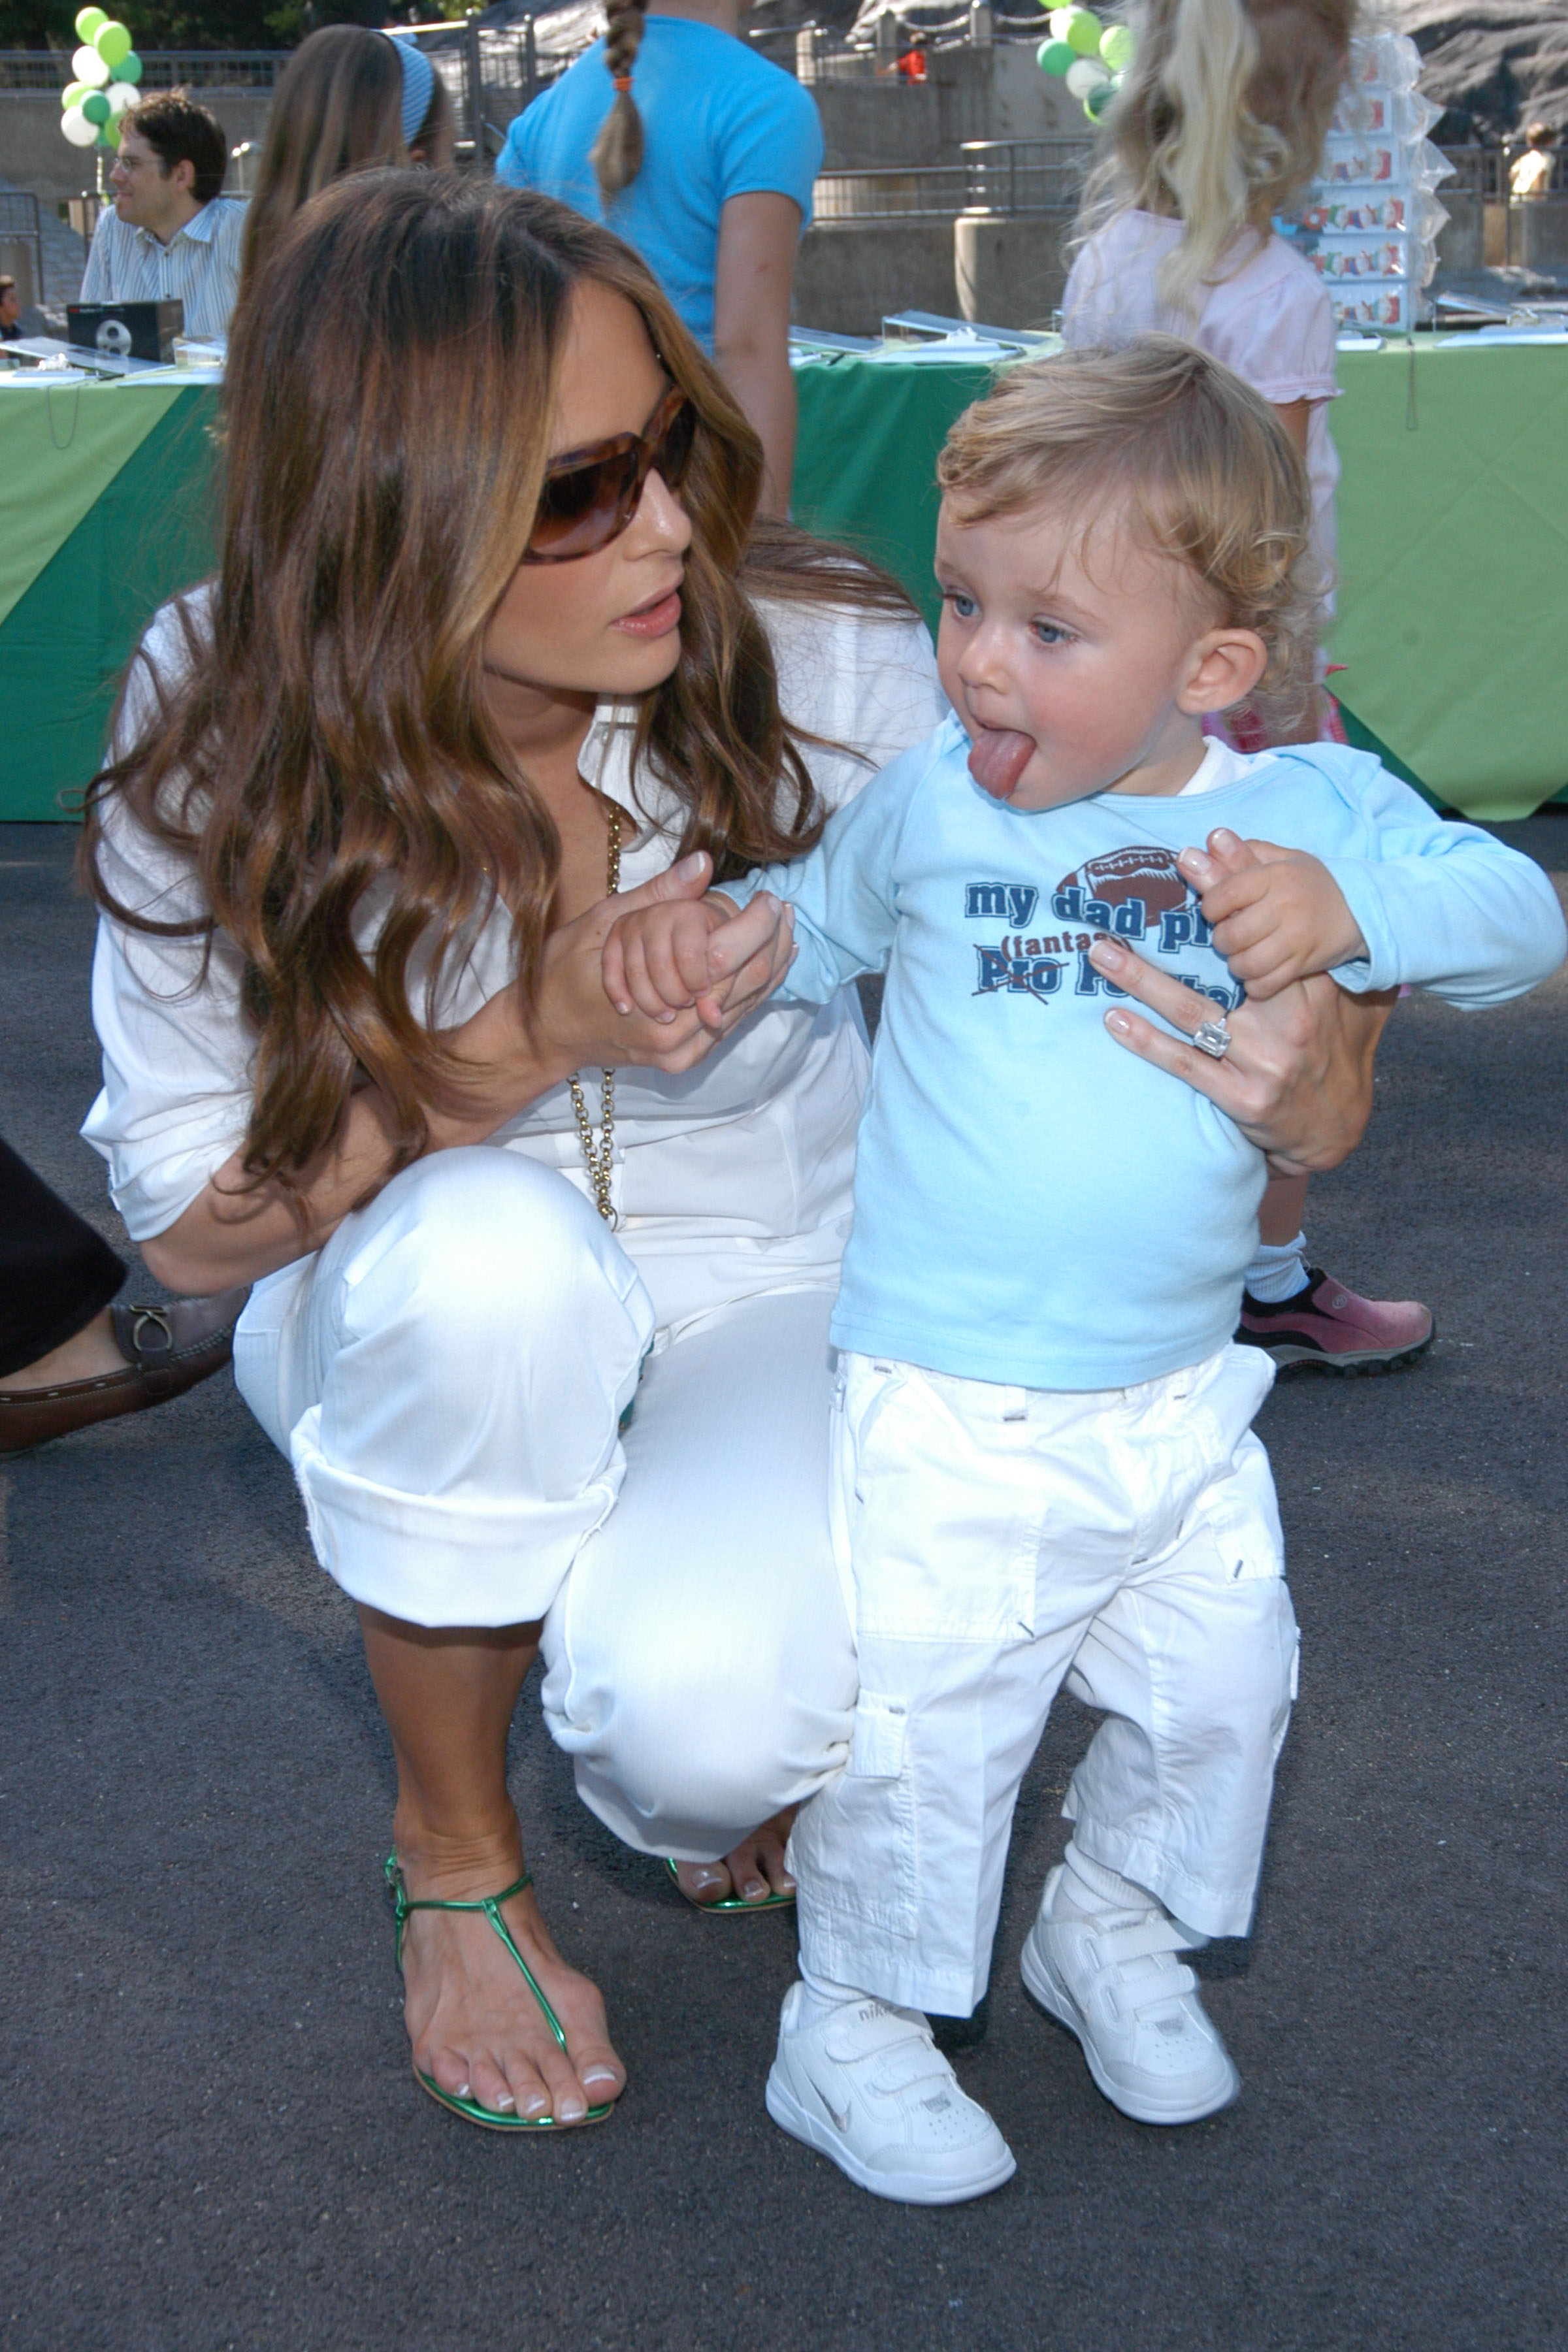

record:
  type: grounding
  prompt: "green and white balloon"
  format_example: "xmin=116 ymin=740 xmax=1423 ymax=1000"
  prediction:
xmin=1065 ymin=54 xmax=1109 ymax=97
xmin=71 ymin=42 xmax=110 ymax=86
xmin=61 ymin=105 xmax=99 ymax=144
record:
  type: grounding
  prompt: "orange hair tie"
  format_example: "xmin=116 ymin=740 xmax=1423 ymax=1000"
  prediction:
xmin=613 ymin=73 xmax=633 ymax=91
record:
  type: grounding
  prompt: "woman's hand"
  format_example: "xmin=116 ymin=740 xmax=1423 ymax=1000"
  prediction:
xmin=602 ymin=880 xmax=793 ymax=1032
xmin=531 ymin=853 xmax=794 ymax=1076
xmin=1086 ymin=838 xmax=1394 ymax=1175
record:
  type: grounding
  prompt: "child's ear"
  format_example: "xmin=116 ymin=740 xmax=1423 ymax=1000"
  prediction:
xmin=1177 ymin=626 xmax=1271 ymax=717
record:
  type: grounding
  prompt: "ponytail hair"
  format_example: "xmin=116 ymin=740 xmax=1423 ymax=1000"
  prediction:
xmin=1075 ymin=0 xmax=1355 ymax=312
xmin=590 ymin=0 xmax=649 ymax=204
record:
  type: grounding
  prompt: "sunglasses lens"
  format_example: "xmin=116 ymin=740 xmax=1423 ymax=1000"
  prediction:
xmin=527 ymin=449 xmax=634 ymax=559
xmin=523 ymin=395 xmax=695 ymax=562
xmin=653 ymin=399 xmax=696 ymax=488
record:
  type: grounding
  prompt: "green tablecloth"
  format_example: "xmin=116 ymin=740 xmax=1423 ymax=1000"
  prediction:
xmin=794 ymin=336 xmax=1568 ymax=823
xmin=0 ymin=378 xmax=220 ymax=823
xmin=3 ymin=341 xmax=1566 ymax=822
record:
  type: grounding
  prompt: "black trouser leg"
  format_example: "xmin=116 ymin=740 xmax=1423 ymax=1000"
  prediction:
xmin=0 ymin=1135 xmax=126 ymax=1379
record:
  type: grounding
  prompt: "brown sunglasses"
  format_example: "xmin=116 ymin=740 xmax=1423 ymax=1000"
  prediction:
xmin=522 ymin=385 xmax=696 ymax=564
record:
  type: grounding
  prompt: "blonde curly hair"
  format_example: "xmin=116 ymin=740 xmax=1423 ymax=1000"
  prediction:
xmin=938 ymin=337 xmax=1320 ymax=732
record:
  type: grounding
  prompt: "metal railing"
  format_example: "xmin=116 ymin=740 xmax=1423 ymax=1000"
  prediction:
xmin=962 ymin=137 xmax=1092 ymax=212
xmin=814 ymin=164 xmax=970 ymax=220
xmin=1437 ymin=145 xmax=1568 ymax=200
xmin=0 ymin=48 xmax=288 ymax=89
xmin=400 ymin=20 xmax=576 ymax=160
xmin=814 ymin=137 xmax=1091 ymax=223
xmin=0 ymin=188 xmax=44 ymax=305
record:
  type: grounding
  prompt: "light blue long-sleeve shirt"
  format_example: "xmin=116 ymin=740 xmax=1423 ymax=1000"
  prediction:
xmin=728 ymin=717 xmax=1565 ymax=1390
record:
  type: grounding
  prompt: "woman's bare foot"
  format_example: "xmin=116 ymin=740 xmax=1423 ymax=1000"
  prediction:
xmin=396 ymin=1833 xmax=626 ymax=2123
xmin=674 ymin=1808 xmax=798 ymax=1907
xmin=3 ymin=1306 xmax=126 ymax=1391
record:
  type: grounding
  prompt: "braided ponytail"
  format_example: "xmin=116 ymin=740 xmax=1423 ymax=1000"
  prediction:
xmin=590 ymin=0 xmax=648 ymax=204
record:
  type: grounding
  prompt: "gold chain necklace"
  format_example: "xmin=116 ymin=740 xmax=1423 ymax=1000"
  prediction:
xmin=568 ymin=804 xmax=621 ymax=1226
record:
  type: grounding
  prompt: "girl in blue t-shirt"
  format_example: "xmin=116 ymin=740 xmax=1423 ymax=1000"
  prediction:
xmin=498 ymin=0 xmax=822 ymax=517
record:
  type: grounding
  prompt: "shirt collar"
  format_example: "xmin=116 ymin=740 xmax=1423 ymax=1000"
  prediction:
xmin=133 ymin=199 xmax=218 ymax=253
xmin=577 ymin=700 xmax=689 ymax=845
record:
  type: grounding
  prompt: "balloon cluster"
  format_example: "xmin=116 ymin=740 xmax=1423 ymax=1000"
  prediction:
xmin=1036 ymin=8 xmax=1134 ymax=121
xmin=59 ymin=8 xmax=142 ymax=152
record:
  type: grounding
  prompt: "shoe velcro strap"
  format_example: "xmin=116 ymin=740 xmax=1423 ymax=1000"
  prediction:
xmin=1096 ymin=1914 xmax=1194 ymax=1966
xmin=824 ymin=2002 xmax=938 ymax=2068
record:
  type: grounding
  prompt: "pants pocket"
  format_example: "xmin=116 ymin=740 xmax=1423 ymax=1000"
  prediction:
xmin=794 ymin=1685 xmax=919 ymax=1937
xmin=847 ymin=1689 xmax=908 ymax=1779
xmin=1189 ymin=1429 xmax=1286 ymax=1584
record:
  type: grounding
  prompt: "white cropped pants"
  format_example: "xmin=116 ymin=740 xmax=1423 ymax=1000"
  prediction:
xmin=233 ymin=1148 xmax=858 ymax=1860
xmin=792 ymin=1344 xmax=1299 ymax=2017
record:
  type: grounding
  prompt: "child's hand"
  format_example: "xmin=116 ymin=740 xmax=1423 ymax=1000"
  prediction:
xmin=1177 ymin=832 xmax=1367 ymax=1000
xmin=603 ymin=881 xmax=794 ymax=1032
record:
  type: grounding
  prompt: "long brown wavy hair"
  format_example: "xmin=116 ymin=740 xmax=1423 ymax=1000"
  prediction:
xmin=81 ymin=172 xmax=911 ymax=1205
xmin=238 ymin=27 xmax=453 ymax=293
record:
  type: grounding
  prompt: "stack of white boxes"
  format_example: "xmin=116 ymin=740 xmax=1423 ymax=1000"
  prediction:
xmin=1294 ymin=31 xmax=1453 ymax=332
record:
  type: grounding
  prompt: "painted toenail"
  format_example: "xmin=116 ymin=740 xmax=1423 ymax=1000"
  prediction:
xmin=582 ymin=2066 xmax=617 ymax=2087
xmin=495 ymin=2093 xmax=515 ymax=2111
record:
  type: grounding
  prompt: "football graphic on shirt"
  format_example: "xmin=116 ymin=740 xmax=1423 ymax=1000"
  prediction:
xmin=1057 ymin=846 xmax=1190 ymax=917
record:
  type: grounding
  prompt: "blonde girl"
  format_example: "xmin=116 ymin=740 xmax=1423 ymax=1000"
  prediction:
xmin=1064 ymin=0 xmax=1434 ymax=1374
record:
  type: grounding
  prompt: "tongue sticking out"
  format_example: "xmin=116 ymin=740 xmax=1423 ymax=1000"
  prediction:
xmin=968 ymin=728 xmax=1036 ymax=801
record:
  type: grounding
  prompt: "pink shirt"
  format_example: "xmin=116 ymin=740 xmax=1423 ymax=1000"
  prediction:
xmin=1064 ymin=210 xmax=1341 ymax=612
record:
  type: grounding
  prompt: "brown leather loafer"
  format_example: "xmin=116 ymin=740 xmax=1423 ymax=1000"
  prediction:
xmin=0 ymin=1286 xmax=252 ymax=1456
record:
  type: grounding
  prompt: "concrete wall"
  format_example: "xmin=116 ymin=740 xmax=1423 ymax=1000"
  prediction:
xmin=955 ymin=210 xmax=1073 ymax=331
xmin=1517 ymin=197 xmax=1568 ymax=271
xmin=794 ymin=218 xmax=956 ymax=334
xmin=810 ymin=42 xmax=1084 ymax=170
xmin=1434 ymin=191 xmax=1484 ymax=274
xmin=0 ymin=88 xmax=272 ymax=211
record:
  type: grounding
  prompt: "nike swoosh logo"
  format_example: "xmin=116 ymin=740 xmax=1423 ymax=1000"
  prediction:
xmin=802 ymin=2066 xmax=852 ymax=2135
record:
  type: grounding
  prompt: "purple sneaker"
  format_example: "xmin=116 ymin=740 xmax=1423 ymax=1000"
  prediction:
xmin=1237 ymin=1266 xmax=1434 ymax=1377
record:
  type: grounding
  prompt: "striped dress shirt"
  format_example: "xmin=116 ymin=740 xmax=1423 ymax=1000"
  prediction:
xmin=79 ymin=195 xmax=247 ymax=343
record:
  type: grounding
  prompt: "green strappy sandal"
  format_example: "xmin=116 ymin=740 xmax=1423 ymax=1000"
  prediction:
xmin=385 ymin=1854 xmax=615 ymax=2131
xmin=662 ymin=1856 xmax=796 ymax=1914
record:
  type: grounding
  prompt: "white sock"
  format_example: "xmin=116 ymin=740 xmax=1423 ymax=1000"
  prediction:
xmin=1244 ymin=1230 xmax=1311 ymax=1304
xmin=1052 ymin=1840 xmax=1154 ymax=1920
xmin=794 ymin=1964 xmax=877 ymax=2027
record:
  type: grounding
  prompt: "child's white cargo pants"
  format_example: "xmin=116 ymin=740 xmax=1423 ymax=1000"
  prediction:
xmin=792 ymin=1342 xmax=1299 ymax=2018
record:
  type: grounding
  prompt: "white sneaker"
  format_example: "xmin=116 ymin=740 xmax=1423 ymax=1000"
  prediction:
xmin=1020 ymin=1865 xmax=1241 ymax=2125
xmin=765 ymin=1982 xmax=1017 ymax=2204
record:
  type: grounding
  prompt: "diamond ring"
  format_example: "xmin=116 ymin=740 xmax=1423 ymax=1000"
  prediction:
xmin=1191 ymin=1017 xmax=1232 ymax=1060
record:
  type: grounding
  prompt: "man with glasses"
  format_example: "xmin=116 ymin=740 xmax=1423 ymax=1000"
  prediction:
xmin=80 ymin=89 xmax=246 ymax=344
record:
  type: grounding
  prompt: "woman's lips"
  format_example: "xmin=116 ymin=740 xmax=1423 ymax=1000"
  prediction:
xmin=613 ymin=586 xmax=683 ymax=638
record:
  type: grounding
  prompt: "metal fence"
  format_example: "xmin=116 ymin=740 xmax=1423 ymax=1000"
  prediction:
xmin=0 ymin=188 xmax=44 ymax=306
xmin=814 ymin=137 xmax=1091 ymax=221
xmin=1438 ymin=144 xmax=1568 ymax=200
xmin=0 ymin=48 xmax=288 ymax=89
xmin=399 ymin=20 xmax=579 ymax=161
xmin=814 ymin=163 xmax=969 ymax=219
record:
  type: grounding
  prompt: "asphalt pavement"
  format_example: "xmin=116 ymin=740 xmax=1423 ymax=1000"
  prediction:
xmin=1 ymin=815 xmax=1565 ymax=2352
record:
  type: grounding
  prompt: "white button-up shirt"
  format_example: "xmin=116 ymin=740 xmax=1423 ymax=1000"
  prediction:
xmin=83 ymin=591 xmax=948 ymax=1337
xmin=79 ymin=195 xmax=247 ymax=343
